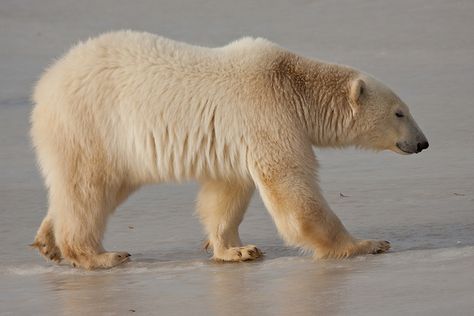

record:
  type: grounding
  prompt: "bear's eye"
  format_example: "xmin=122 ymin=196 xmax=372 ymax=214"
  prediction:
xmin=395 ymin=111 xmax=404 ymax=118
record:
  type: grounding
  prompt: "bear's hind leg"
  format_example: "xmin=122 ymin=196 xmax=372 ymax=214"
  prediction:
xmin=52 ymin=177 xmax=132 ymax=269
xmin=55 ymin=196 xmax=131 ymax=269
xmin=31 ymin=215 xmax=62 ymax=263
xmin=198 ymin=179 xmax=262 ymax=261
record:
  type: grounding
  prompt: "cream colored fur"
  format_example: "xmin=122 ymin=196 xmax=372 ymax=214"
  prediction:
xmin=31 ymin=30 xmax=427 ymax=269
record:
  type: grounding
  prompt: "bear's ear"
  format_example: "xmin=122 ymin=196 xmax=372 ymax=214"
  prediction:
xmin=349 ymin=78 xmax=366 ymax=114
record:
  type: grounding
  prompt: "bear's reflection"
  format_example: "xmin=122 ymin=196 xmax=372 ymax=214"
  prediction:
xmin=209 ymin=257 xmax=352 ymax=316
xmin=44 ymin=256 xmax=356 ymax=315
xmin=44 ymin=269 xmax=137 ymax=316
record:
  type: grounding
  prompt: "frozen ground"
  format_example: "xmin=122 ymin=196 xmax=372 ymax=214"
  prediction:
xmin=1 ymin=0 xmax=474 ymax=315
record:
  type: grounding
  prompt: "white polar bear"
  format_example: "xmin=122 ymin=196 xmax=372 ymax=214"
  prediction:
xmin=30 ymin=31 xmax=428 ymax=269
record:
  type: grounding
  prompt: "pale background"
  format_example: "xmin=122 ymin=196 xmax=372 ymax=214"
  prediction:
xmin=1 ymin=0 xmax=473 ymax=315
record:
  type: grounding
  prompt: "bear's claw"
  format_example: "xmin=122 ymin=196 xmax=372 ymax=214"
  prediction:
xmin=30 ymin=240 xmax=62 ymax=263
xmin=213 ymin=245 xmax=263 ymax=262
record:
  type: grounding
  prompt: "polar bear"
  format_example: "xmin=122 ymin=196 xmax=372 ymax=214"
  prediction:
xmin=31 ymin=31 xmax=428 ymax=269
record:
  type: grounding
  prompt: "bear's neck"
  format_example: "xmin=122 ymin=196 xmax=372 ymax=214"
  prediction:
xmin=273 ymin=53 xmax=357 ymax=148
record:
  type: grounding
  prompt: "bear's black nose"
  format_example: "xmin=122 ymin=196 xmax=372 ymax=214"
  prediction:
xmin=416 ymin=141 xmax=429 ymax=153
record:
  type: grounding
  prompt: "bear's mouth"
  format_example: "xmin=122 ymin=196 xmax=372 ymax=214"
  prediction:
xmin=396 ymin=143 xmax=414 ymax=155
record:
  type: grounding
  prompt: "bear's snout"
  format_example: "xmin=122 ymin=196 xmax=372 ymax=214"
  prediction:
xmin=416 ymin=141 xmax=429 ymax=153
xmin=396 ymin=138 xmax=429 ymax=154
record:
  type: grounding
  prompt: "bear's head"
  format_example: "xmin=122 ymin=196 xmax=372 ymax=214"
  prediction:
xmin=347 ymin=75 xmax=429 ymax=154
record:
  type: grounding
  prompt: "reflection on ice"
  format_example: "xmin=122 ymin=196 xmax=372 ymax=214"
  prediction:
xmin=2 ymin=246 xmax=474 ymax=315
xmin=1 ymin=0 xmax=474 ymax=314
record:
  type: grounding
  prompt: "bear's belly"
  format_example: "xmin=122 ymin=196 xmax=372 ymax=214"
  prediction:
xmin=115 ymin=125 xmax=250 ymax=183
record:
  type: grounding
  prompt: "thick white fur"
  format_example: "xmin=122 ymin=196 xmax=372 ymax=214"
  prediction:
xmin=31 ymin=30 xmax=426 ymax=269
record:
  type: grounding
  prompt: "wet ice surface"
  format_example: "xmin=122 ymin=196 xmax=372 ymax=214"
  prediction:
xmin=3 ymin=247 xmax=474 ymax=315
xmin=1 ymin=0 xmax=474 ymax=315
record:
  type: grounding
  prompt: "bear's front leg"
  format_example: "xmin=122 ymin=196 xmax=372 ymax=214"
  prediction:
xmin=197 ymin=179 xmax=263 ymax=261
xmin=250 ymin=150 xmax=390 ymax=259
